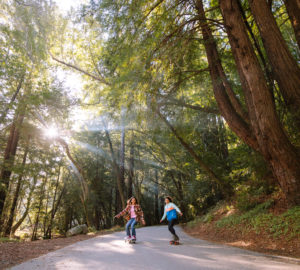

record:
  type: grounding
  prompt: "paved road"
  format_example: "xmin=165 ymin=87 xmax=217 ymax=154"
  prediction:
xmin=10 ymin=226 xmax=300 ymax=270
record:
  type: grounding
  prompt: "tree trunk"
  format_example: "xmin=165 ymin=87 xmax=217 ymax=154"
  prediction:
xmin=56 ymin=138 xmax=91 ymax=227
xmin=45 ymin=168 xmax=63 ymax=239
xmin=64 ymin=205 xmax=72 ymax=235
xmin=32 ymin=176 xmax=47 ymax=241
xmin=219 ymin=0 xmax=300 ymax=205
xmin=107 ymin=188 xmax=113 ymax=228
xmin=249 ymin=0 xmax=300 ymax=122
xmin=0 ymin=110 xmax=25 ymax=216
xmin=128 ymin=143 xmax=134 ymax=198
xmin=104 ymin=128 xmax=126 ymax=208
xmin=169 ymin=171 xmax=186 ymax=221
xmin=43 ymin=186 xmax=50 ymax=237
xmin=0 ymin=73 xmax=25 ymax=124
xmin=284 ymin=0 xmax=300 ymax=49
xmin=47 ymin=184 xmax=65 ymax=238
xmin=156 ymin=107 xmax=233 ymax=197
xmin=119 ymin=126 xmax=126 ymax=205
xmin=236 ymin=0 xmax=276 ymax=98
xmin=217 ymin=118 xmax=229 ymax=162
xmin=2 ymin=136 xmax=30 ymax=236
xmin=154 ymin=169 xmax=159 ymax=223
xmin=11 ymin=176 xmax=37 ymax=236
xmin=195 ymin=0 xmax=260 ymax=153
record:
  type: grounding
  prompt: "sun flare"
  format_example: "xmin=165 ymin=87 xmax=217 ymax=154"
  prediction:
xmin=45 ymin=126 xmax=59 ymax=138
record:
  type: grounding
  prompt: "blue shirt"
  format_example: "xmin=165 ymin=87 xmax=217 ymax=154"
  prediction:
xmin=161 ymin=202 xmax=181 ymax=221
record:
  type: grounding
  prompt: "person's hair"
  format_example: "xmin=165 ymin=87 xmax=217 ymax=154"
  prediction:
xmin=127 ymin=196 xmax=138 ymax=205
xmin=165 ymin=196 xmax=172 ymax=203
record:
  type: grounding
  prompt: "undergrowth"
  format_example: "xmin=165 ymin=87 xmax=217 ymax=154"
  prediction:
xmin=0 ymin=237 xmax=20 ymax=243
xmin=187 ymin=200 xmax=300 ymax=240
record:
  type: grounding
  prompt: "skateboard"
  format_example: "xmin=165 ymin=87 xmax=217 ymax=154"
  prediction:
xmin=125 ymin=238 xmax=136 ymax=244
xmin=169 ymin=240 xmax=180 ymax=245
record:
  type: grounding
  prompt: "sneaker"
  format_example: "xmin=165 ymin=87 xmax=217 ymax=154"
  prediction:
xmin=125 ymin=236 xmax=131 ymax=241
xmin=173 ymin=234 xmax=179 ymax=241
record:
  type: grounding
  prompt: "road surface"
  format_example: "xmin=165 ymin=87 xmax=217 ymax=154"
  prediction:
xmin=10 ymin=226 xmax=300 ymax=270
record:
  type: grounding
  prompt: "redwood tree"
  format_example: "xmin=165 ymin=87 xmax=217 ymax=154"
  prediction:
xmin=249 ymin=0 xmax=300 ymax=123
xmin=217 ymin=0 xmax=300 ymax=205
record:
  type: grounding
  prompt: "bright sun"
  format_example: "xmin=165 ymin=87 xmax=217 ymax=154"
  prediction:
xmin=45 ymin=126 xmax=59 ymax=138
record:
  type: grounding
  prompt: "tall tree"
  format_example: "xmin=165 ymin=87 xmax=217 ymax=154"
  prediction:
xmin=249 ymin=0 xmax=300 ymax=123
xmin=219 ymin=0 xmax=300 ymax=205
xmin=0 ymin=106 xmax=26 ymax=216
xmin=284 ymin=0 xmax=300 ymax=49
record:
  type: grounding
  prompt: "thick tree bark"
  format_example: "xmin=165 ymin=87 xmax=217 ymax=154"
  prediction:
xmin=236 ymin=0 xmax=276 ymax=96
xmin=0 ymin=110 xmax=25 ymax=216
xmin=219 ymin=0 xmax=300 ymax=205
xmin=195 ymin=0 xmax=260 ymax=154
xmin=2 ymin=136 xmax=30 ymax=236
xmin=0 ymin=116 xmax=17 ymax=217
xmin=249 ymin=0 xmax=300 ymax=121
xmin=284 ymin=0 xmax=300 ymax=49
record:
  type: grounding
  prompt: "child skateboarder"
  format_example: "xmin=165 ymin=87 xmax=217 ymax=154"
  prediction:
xmin=115 ymin=196 xmax=146 ymax=243
xmin=160 ymin=196 xmax=183 ymax=244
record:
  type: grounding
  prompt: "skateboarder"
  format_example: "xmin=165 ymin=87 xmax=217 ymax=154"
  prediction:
xmin=115 ymin=196 xmax=146 ymax=243
xmin=160 ymin=196 xmax=183 ymax=244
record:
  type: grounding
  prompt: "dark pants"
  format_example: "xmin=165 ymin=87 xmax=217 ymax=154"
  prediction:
xmin=168 ymin=219 xmax=178 ymax=238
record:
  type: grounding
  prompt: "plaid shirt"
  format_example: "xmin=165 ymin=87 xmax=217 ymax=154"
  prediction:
xmin=116 ymin=204 xmax=145 ymax=223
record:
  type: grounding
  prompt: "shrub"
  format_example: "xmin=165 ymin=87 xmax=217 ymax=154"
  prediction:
xmin=216 ymin=200 xmax=274 ymax=228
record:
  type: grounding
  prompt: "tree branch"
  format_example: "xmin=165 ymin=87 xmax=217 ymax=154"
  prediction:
xmin=50 ymin=52 xmax=110 ymax=86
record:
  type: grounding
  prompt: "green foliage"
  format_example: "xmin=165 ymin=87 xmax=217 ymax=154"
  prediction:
xmin=1 ymin=0 xmax=299 ymax=242
xmin=235 ymin=185 xmax=264 ymax=212
xmin=0 ymin=237 xmax=20 ymax=243
xmin=251 ymin=207 xmax=300 ymax=239
xmin=187 ymin=201 xmax=300 ymax=241
xmin=214 ymin=201 xmax=300 ymax=240
xmin=186 ymin=216 xmax=204 ymax=228
xmin=203 ymin=213 xmax=214 ymax=224
xmin=215 ymin=200 xmax=274 ymax=228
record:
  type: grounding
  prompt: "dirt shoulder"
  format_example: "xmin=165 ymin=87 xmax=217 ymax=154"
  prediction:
xmin=0 ymin=231 xmax=113 ymax=270
xmin=182 ymin=201 xmax=300 ymax=260
xmin=183 ymin=223 xmax=300 ymax=259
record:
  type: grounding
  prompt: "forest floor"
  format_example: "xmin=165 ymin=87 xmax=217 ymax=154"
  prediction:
xmin=0 ymin=227 xmax=123 ymax=270
xmin=183 ymin=194 xmax=300 ymax=259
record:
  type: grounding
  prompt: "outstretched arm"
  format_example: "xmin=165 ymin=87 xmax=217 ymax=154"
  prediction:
xmin=114 ymin=206 xmax=129 ymax=218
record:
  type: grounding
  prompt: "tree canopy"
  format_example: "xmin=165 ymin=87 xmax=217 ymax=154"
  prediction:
xmin=0 ymin=0 xmax=299 ymax=239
